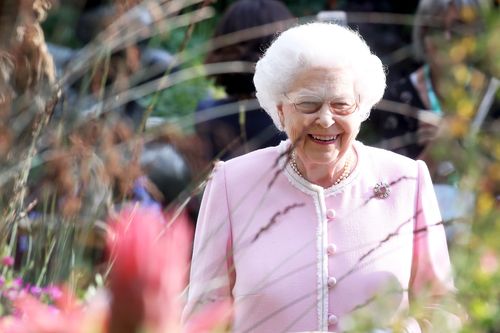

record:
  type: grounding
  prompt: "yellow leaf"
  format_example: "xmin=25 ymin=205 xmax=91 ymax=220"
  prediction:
xmin=453 ymin=65 xmax=469 ymax=84
xmin=461 ymin=6 xmax=477 ymax=23
xmin=457 ymin=98 xmax=475 ymax=119
xmin=470 ymin=71 xmax=486 ymax=90
xmin=477 ymin=192 xmax=494 ymax=216
xmin=494 ymin=144 xmax=500 ymax=161
xmin=461 ymin=36 xmax=476 ymax=54
xmin=489 ymin=164 xmax=500 ymax=182
xmin=449 ymin=117 xmax=468 ymax=137
xmin=450 ymin=44 xmax=467 ymax=62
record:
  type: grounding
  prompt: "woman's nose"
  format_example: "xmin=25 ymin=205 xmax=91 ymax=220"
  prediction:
xmin=315 ymin=105 xmax=335 ymax=128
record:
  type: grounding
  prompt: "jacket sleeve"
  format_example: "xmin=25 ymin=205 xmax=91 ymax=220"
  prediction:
xmin=183 ymin=161 xmax=234 ymax=320
xmin=407 ymin=160 xmax=461 ymax=333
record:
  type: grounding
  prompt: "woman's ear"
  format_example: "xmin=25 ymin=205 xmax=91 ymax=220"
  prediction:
xmin=277 ymin=104 xmax=285 ymax=128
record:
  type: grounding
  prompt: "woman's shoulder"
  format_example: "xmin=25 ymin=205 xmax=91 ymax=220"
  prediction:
xmin=357 ymin=141 xmax=421 ymax=175
xmin=211 ymin=141 xmax=287 ymax=186
xmin=207 ymin=143 xmax=285 ymax=195
xmin=218 ymin=142 xmax=285 ymax=180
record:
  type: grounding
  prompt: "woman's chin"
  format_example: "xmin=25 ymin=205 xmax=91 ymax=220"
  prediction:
xmin=301 ymin=142 xmax=353 ymax=166
xmin=303 ymin=151 xmax=341 ymax=166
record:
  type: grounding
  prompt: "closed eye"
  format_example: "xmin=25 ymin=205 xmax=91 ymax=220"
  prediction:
xmin=330 ymin=101 xmax=356 ymax=114
xmin=297 ymin=101 xmax=322 ymax=107
xmin=295 ymin=101 xmax=322 ymax=113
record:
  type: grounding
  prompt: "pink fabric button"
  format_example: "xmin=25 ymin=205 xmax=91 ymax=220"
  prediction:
xmin=327 ymin=243 xmax=337 ymax=255
xmin=328 ymin=314 xmax=338 ymax=325
xmin=326 ymin=209 xmax=336 ymax=220
xmin=328 ymin=276 xmax=337 ymax=288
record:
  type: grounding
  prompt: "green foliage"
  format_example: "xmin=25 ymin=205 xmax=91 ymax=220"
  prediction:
xmin=42 ymin=4 xmax=83 ymax=48
xmin=425 ymin=5 xmax=500 ymax=333
xmin=143 ymin=19 xmax=220 ymax=130
xmin=282 ymin=0 xmax=326 ymax=17
xmin=138 ymin=72 xmax=214 ymax=131
xmin=151 ymin=17 xmax=218 ymax=54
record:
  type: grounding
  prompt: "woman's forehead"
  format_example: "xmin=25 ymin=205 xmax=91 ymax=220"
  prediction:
xmin=287 ymin=67 xmax=355 ymax=97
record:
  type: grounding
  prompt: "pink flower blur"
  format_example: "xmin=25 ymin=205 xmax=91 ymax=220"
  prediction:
xmin=106 ymin=204 xmax=194 ymax=333
xmin=0 ymin=291 xmax=87 ymax=333
xmin=0 ymin=203 xmax=231 ymax=333
xmin=480 ymin=250 xmax=498 ymax=275
xmin=2 ymin=256 xmax=15 ymax=267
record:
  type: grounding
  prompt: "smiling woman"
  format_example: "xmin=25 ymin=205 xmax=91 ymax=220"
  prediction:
xmin=184 ymin=22 xmax=461 ymax=333
xmin=277 ymin=67 xmax=361 ymax=187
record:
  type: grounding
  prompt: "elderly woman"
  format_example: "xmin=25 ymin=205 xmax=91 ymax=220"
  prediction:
xmin=184 ymin=23 xmax=458 ymax=333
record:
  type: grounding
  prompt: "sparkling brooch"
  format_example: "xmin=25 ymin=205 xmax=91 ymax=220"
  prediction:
xmin=373 ymin=182 xmax=391 ymax=199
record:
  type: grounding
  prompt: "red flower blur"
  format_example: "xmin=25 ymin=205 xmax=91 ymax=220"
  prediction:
xmin=0 ymin=204 xmax=232 ymax=333
xmin=106 ymin=204 xmax=193 ymax=333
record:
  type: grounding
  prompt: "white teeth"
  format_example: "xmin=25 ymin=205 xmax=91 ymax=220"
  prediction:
xmin=311 ymin=135 xmax=338 ymax=141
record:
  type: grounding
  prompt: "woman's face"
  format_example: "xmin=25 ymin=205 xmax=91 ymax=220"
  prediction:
xmin=277 ymin=67 xmax=362 ymax=167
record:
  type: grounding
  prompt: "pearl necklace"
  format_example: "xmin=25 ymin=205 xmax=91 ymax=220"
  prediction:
xmin=290 ymin=151 xmax=352 ymax=186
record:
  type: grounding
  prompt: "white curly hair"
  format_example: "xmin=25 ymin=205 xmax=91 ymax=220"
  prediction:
xmin=253 ymin=22 xmax=386 ymax=131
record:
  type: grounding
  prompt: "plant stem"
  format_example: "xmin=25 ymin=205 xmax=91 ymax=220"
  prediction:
xmin=36 ymin=237 xmax=57 ymax=287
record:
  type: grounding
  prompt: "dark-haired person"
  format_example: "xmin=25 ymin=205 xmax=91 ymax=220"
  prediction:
xmin=195 ymin=0 xmax=294 ymax=160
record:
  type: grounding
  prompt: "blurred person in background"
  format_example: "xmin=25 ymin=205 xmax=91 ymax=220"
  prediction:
xmin=365 ymin=0 xmax=498 ymax=162
xmin=46 ymin=0 xmax=175 ymax=130
xmin=184 ymin=22 xmax=460 ymax=333
xmin=195 ymin=0 xmax=294 ymax=160
xmin=135 ymin=137 xmax=201 ymax=225
xmin=364 ymin=0 xmax=498 ymax=235
xmin=322 ymin=0 xmax=420 ymax=80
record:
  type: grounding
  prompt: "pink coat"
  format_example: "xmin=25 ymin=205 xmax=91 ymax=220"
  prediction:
xmin=184 ymin=140 xmax=456 ymax=332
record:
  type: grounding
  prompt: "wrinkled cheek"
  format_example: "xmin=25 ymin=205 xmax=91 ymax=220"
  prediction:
xmin=284 ymin=119 xmax=308 ymax=144
xmin=340 ymin=116 xmax=361 ymax=137
xmin=338 ymin=118 xmax=361 ymax=147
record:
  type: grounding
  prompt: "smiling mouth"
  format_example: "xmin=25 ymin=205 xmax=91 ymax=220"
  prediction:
xmin=308 ymin=134 xmax=339 ymax=144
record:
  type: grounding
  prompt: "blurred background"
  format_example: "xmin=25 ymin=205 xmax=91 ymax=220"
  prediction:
xmin=0 ymin=0 xmax=498 ymax=332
